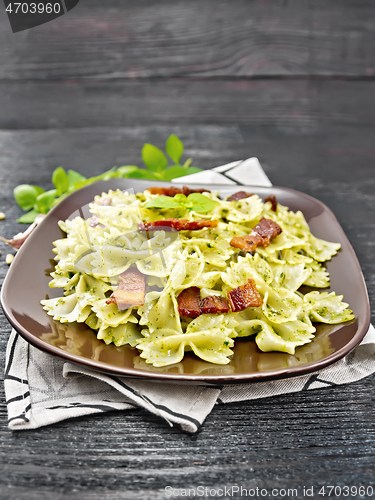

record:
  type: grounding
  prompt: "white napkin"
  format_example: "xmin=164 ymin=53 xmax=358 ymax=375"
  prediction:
xmin=4 ymin=159 xmax=375 ymax=433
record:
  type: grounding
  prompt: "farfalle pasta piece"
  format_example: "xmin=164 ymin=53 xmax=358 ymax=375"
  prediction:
xmin=137 ymin=315 xmax=238 ymax=366
xmin=97 ymin=322 xmax=142 ymax=347
xmin=303 ymin=291 xmax=354 ymax=324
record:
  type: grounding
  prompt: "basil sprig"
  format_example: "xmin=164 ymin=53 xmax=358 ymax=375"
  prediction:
xmin=14 ymin=134 xmax=202 ymax=223
xmin=144 ymin=193 xmax=219 ymax=213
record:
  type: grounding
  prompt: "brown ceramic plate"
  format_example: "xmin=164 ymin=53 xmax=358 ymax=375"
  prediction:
xmin=1 ymin=179 xmax=370 ymax=384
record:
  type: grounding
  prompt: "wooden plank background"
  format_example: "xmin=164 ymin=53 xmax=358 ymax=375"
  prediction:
xmin=0 ymin=1 xmax=375 ymax=498
xmin=1 ymin=0 xmax=375 ymax=79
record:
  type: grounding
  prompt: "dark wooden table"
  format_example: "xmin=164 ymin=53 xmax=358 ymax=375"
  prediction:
xmin=0 ymin=1 xmax=374 ymax=499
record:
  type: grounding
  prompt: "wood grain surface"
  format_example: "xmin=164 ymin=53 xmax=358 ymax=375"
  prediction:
xmin=0 ymin=1 xmax=375 ymax=499
xmin=2 ymin=79 xmax=375 ymax=130
xmin=1 ymin=0 xmax=375 ymax=79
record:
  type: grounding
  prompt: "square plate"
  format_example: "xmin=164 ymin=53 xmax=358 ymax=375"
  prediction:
xmin=1 ymin=179 xmax=370 ymax=383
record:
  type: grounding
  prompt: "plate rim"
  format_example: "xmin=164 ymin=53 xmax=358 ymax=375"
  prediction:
xmin=1 ymin=178 xmax=371 ymax=384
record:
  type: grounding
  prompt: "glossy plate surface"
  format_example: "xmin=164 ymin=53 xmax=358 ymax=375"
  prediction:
xmin=1 ymin=179 xmax=371 ymax=383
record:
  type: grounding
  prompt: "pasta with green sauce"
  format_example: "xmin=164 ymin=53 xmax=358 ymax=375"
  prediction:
xmin=41 ymin=187 xmax=354 ymax=367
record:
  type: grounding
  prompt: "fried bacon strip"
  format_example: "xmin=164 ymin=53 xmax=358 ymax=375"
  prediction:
xmin=253 ymin=217 xmax=282 ymax=241
xmin=227 ymin=191 xmax=253 ymax=202
xmin=230 ymin=217 xmax=282 ymax=253
xmin=200 ymin=295 xmax=230 ymax=315
xmin=177 ymin=287 xmax=201 ymax=318
xmin=230 ymin=233 xmax=263 ymax=253
xmin=227 ymin=278 xmax=263 ymax=312
xmin=138 ymin=218 xmax=218 ymax=231
xmin=148 ymin=186 xmax=210 ymax=197
xmin=177 ymin=288 xmax=231 ymax=317
xmin=106 ymin=269 xmax=145 ymax=308
xmin=264 ymin=194 xmax=277 ymax=212
xmin=178 ymin=282 xmax=261 ymax=317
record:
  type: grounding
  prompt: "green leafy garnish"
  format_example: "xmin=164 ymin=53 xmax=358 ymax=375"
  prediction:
xmin=165 ymin=134 xmax=184 ymax=164
xmin=35 ymin=190 xmax=57 ymax=214
xmin=13 ymin=134 xmax=202 ymax=223
xmin=187 ymin=193 xmax=219 ymax=213
xmin=116 ymin=166 xmax=139 ymax=177
xmin=14 ymin=185 xmax=45 ymax=211
xmin=142 ymin=144 xmax=168 ymax=173
xmin=161 ymin=166 xmax=189 ymax=181
xmin=144 ymin=196 xmax=182 ymax=210
xmin=67 ymin=169 xmax=86 ymax=185
xmin=52 ymin=167 xmax=70 ymax=196
xmin=144 ymin=193 xmax=219 ymax=213
xmin=17 ymin=209 xmax=41 ymax=223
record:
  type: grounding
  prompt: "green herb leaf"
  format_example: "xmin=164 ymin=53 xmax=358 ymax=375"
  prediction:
xmin=173 ymin=194 xmax=188 ymax=203
xmin=126 ymin=169 xmax=160 ymax=180
xmin=67 ymin=169 xmax=86 ymax=187
xmin=14 ymin=185 xmax=43 ymax=211
xmin=35 ymin=189 xmax=57 ymax=214
xmin=33 ymin=186 xmax=46 ymax=197
xmin=144 ymin=196 xmax=182 ymax=210
xmin=14 ymin=135 xmax=203 ymax=222
xmin=52 ymin=167 xmax=70 ymax=196
xmin=117 ymin=166 xmax=139 ymax=177
xmin=184 ymin=166 xmax=203 ymax=175
xmin=142 ymin=144 xmax=168 ymax=173
xmin=17 ymin=209 xmax=41 ymax=223
xmin=172 ymin=193 xmax=195 ymax=209
xmin=72 ymin=168 xmax=118 ymax=190
xmin=101 ymin=167 xmax=119 ymax=180
xmin=162 ymin=166 xmax=192 ymax=181
xmin=165 ymin=134 xmax=184 ymax=165
xmin=187 ymin=193 xmax=219 ymax=213
xmin=144 ymin=193 xmax=218 ymax=213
